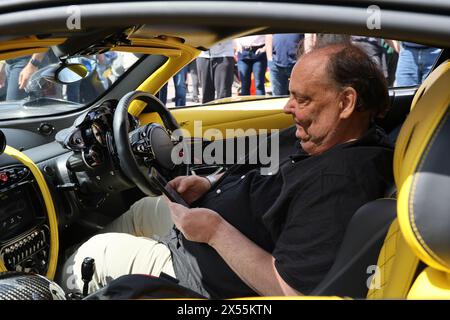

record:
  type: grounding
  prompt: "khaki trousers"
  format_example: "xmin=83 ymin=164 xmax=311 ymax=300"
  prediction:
xmin=59 ymin=196 xmax=175 ymax=295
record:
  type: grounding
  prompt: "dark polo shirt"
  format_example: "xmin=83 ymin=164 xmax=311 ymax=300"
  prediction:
xmin=162 ymin=126 xmax=394 ymax=298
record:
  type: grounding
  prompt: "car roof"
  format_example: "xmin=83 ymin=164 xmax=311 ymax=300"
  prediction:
xmin=0 ymin=0 xmax=449 ymax=53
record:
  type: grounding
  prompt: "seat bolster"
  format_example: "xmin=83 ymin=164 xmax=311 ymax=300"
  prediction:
xmin=312 ymin=199 xmax=396 ymax=297
xmin=397 ymin=106 xmax=450 ymax=273
xmin=367 ymin=219 xmax=419 ymax=299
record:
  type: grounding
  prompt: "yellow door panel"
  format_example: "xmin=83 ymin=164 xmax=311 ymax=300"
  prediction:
xmin=139 ymin=97 xmax=293 ymax=138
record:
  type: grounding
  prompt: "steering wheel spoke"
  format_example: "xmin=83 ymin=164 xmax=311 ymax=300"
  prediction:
xmin=113 ymin=91 xmax=181 ymax=196
xmin=129 ymin=126 xmax=155 ymax=158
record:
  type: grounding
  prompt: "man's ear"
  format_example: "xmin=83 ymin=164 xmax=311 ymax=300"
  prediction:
xmin=339 ymin=87 xmax=357 ymax=119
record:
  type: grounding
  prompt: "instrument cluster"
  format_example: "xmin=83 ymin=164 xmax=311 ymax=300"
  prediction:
xmin=67 ymin=102 xmax=114 ymax=168
xmin=60 ymin=100 xmax=138 ymax=170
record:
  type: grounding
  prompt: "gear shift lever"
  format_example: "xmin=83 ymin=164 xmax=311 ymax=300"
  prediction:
xmin=81 ymin=257 xmax=95 ymax=297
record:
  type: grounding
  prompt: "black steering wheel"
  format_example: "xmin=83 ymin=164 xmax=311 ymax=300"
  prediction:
xmin=113 ymin=91 xmax=181 ymax=195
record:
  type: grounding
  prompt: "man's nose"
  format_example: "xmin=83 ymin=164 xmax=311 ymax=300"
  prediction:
xmin=283 ymin=98 xmax=294 ymax=114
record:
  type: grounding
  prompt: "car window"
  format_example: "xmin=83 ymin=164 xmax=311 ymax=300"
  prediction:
xmin=0 ymin=51 xmax=141 ymax=119
xmin=161 ymin=35 xmax=442 ymax=109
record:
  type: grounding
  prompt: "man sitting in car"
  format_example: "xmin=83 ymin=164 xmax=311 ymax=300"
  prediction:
xmin=60 ymin=43 xmax=394 ymax=298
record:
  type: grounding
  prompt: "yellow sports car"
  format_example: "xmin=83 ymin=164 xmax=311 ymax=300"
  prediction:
xmin=0 ymin=0 xmax=448 ymax=301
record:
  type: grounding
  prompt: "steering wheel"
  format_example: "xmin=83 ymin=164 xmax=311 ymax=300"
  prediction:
xmin=113 ymin=91 xmax=181 ymax=196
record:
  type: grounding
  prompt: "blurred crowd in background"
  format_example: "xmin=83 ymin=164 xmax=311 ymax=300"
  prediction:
xmin=161 ymin=34 xmax=440 ymax=107
xmin=0 ymin=34 xmax=441 ymax=108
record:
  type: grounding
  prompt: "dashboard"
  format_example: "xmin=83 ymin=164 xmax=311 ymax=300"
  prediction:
xmin=64 ymin=102 xmax=112 ymax=167
xmin=0 ymin=100 xmax=141 ymax=275
xmin=0 ymin=165 xmax=50 ymax=274
xmin=56 ymin=100 xmax=139 ymax=196
xmin=0 ymin=96 xmax=188 ymax=277
xmin=59 ymin=100 xmax=132 ymax=169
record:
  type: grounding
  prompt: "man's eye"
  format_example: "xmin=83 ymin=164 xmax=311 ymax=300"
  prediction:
xmin=296 ymin=97 xmax=309 ymax=104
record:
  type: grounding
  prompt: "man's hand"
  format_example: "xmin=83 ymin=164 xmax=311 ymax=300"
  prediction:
xmin=167 ymin=201 xmax=224 ymax=244
xmin=0 ymin=66 xmax=6 ymax=88
xmin=235 ymin=42 xmax=243 ymax=54
xmin=18 ymin=63 xmax=38 ymax=90
xmin=168 ymin=175 xmax=211 ymax=204
xmin=255 ymin=47 xmax=266 ymax=55
xmin=385 ymin=39 xmax=400 ymax=53
xmin=167 ymin=200 xmax=301 ymax=296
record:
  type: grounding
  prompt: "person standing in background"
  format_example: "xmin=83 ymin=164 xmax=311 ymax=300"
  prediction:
xmin=382 ymin=39 xmax=400 ymax=87
xmin=158 ymin=66 xmax=188 ymax=107
xmin=303 ymin=33 xmax=351 ymax=54
xmin=395 ymin=42 xmax=441 ymax=86
xmin=187 ymin=60 xmax=200 ymax=103
xmin=351 ymin=36 xmax=388 ymax=78
xmin=6 ymin=56 xmax=29 ymax=101
xmin=197 ymin=40 xmax=235 ymax=103
xmin=5 ymin=53 xmax=46 ymax=100
xmin=172 ymin=66 xmax=188 ymax=106
xmin=0 ymin=61 xmax=6 ymax=100
xmin=97 ymin=51 xmax=118 ymax=90
xmin=266 ymin=34 xmax=303 ymax=96
xmin=234 ymin=35 xmax=267 ymax=96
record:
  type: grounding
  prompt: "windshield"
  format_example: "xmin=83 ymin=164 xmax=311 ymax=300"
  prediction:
xmin=0 ymin=50 xmax=141 ymax=120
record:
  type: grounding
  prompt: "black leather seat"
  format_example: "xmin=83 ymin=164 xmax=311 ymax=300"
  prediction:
xmin=311 ymin=198 xmax=396 ymax=298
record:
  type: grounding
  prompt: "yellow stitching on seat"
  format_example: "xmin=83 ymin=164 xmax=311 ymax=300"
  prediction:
xmin=382 ymin=228 xmax=399 ymax=244
xmin=408 ymin=111 xmax=450 ymax=269
xmin=378 ymin=230 xmax=400 ymax=269
xmin=384 ymin=226 xmax=398 ymax=291
xmin=378 ymin=253 xmax=397 ymax=269
xmin=367 ymin=224 xmax=400 ymax=298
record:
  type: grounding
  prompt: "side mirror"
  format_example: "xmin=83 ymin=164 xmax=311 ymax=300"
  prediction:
xmin=0 ymin=130 xmax=6 ymax=155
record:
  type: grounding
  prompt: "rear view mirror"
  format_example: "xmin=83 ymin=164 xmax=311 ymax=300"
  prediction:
xmin=56 ymin=63 xmax=88 ymax=84
xmin=26 ymin=57 xmax=98 ymax=95
xmin=56 ymin=57 xmax=97 ymax=84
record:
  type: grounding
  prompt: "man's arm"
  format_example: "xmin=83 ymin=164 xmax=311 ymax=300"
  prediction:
xmin=0 ymin=61 xmax=6 ymax=88
xmin=18 ymin=52 xmax=46 ymax=89
xmin=209 ymin=216 xmax=302 ymax=296
xmin=385 ymin=39 xmax=400 ymax=53
xmin=234 ymin=38 xmax=243 ymax=54
xmin=168 ymin=173 xmax=224 ymax=204
xmin=303 ymin=33 xmax=316 ymax=53
xmin=167 ymin=202 xmax=302 ymax=296
xmin=265 ymin=34 xmax=273 ymax=62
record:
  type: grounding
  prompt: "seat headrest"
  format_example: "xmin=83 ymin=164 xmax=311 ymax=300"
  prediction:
xmin=394 ymin=60 xmax=450 ymax=273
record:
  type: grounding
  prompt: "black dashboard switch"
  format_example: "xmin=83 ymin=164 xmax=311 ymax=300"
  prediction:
xmin=37 ymin=123 xmax=55 ymax=136
xmin=43 ymin=166 xmax=55 ymax=176
xmin=66 ymin=154 xmax=88 ymax=172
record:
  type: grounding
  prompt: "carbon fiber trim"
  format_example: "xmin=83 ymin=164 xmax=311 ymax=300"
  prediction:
xmin=0 ymin=272 xmax=65 ymax=300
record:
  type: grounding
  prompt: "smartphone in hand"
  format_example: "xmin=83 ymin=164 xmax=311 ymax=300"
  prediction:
xmin=149 ymin=167 xmax=190 ymax=208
